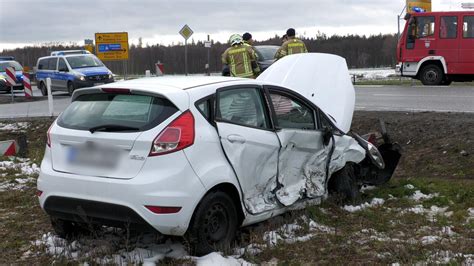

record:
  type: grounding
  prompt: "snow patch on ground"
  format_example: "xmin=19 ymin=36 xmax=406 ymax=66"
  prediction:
xmin=360 ymin=184 xmax=377 ymax=192
xmin=404 ymin=184 xmax=415 ymax=190
xmin=31 ymin=232 xmax=251 ymax=265
xmin=0 ymin=122 xmax=29 ymax=131
xmin=349 ymin=68 xmax=396 ymax=80
xmin=262 ymin=216 xmax=334 ymax=247
xmin=427 ymin=250 xmax=474 ymax=264
xmin=404 ymin=205 xmax=451 ymax=220
xmin=410 ymin=190 xmax=439 ymax=201
xmin=420 ymin=235 xmax=441 ymax=245
xmin=343 ymin=198 xmax=385 ymax=212
xmin=0 ymin=158 xmax=40 ymax=191
xmin=467 ymin=208 xmax=474 ymax=223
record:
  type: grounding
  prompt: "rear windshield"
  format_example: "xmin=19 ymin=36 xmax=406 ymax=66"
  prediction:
xmin=57 ymin=93 xmax=178 ymax=131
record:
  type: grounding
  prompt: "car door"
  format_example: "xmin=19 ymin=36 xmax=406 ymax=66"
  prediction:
xmin=56 ymin=58 xmax=69 ymax=90
xmin=403 ymin=15 xmax=437 ymax=63
xmin=48 ymin=57 xmax=59 ymax=90
xmin=266 ymin=88 xmax=332 ymax=206
xmin=215 ymin=86 xmax=280 ymax=214
xmin=438 ymin=16 xmax=460 ymax=73
xmin=460 ymin=15 xmax=474 ymax=74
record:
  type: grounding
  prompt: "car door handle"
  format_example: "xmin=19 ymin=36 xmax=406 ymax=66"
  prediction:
xmin=227 ymin=134 xmax=246 ymax=144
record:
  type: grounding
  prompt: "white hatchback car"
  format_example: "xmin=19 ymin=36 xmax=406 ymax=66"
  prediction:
xmin=37 ymin=54 xmax=401 ymax=255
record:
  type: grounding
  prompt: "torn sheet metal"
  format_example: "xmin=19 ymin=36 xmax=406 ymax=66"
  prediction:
xmin=215 ymin=122 xmax=280 ymax=215
xmin=275 ymin=130 xmax=366 ymax=207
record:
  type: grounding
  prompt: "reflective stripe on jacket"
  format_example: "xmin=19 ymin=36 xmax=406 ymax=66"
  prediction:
xmin=222 ymin=44 xmax=259 ymax=78
xmin=275 ymin=37 xmax=308 ymax=59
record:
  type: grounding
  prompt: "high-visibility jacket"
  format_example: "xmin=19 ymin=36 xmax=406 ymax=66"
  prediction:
xmin=275 ymin=37 xmax=308 ymax=59
xmin=243 ymin=41 xmax=259 ymax=60
xmin=222 ymin=44 xmax=260 ymax=78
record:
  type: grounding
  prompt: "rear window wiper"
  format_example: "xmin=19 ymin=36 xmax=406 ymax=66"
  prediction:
xmin=89 ymin=124 xmax=140 ymax=133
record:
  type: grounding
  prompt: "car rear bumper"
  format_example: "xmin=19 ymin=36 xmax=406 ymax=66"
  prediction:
xmin=37 ymin=148 xmax=206 ymax=236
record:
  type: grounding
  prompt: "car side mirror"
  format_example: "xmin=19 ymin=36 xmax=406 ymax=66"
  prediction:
xmin=322 ymin=127 xmax=333 ymax=146
xmin=59 ymin=67 xmax=68 ymax=72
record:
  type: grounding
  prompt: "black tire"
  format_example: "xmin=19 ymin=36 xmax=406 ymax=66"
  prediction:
xmin=39 ymin=82 xmax=48 ymax=96
xmin=51 ymin=217 xmax=87 ymax=239
xmin=186 ymin=191 xmax=238 ymax=256
xmin=420 ymin=64 xmax=444 ymax=86
xmin=441 ymin=78 xmax=452 ymax=86
xmin=67 ymin=82 xmax=75 ymax=96
xmin=328 ymin=164 xmax=359 ymax=203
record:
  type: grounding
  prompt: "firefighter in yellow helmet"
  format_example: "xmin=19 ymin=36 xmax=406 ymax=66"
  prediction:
xmin=275 ymin=28 xmax=308 ymax=60
xmin=222 ymin=34 xmax=260 ymax=78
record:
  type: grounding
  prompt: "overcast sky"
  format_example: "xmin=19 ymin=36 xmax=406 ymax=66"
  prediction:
xmin=0 ymin=0 xmax=468 ymax=51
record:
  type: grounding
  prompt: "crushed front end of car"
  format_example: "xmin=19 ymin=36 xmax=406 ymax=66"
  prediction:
xmin=350 ymin=120 xmax=402 ymax=186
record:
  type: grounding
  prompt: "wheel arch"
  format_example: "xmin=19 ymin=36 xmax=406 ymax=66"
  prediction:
xmin=189 ymin=182 xmax=245 ymax=230
xmin=415 ymin=56 xmax=447 ymax=77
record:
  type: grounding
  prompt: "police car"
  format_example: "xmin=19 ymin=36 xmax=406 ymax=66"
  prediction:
xmin=36 ymin=50 xmax=114 ymax=96
xmin=0 ymin=60 xmax=25 ymax=93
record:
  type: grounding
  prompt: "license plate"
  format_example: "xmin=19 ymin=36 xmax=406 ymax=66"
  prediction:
xmin=67 ymin=143 xmax=119 ymax=170
xmin=94 ymin=83 xmax=105 ymax=86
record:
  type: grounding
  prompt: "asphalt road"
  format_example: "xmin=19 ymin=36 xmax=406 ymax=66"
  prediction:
xmin=0 ymin=84 xmax=473 ymax=118
xmin=355 ymin=85 xmax=474 ymax=113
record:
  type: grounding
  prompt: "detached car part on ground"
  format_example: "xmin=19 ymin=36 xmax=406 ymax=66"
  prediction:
xmin=37 ymin=53 xmax=401 ymax=255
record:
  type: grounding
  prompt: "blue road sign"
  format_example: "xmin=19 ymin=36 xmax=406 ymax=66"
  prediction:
xmin=98 ymin=44 xmax=123 ymax=52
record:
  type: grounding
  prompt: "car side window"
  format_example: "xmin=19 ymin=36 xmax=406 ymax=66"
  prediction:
xmin=320 ymin=112 xmax=335 ymax=131
xmin=217 ymin=88 xmax=269 ymax=129
xmin=269 ymin=92 xmax=315 ymax=130
xmin=58 ymin=58 xmax=68 ymax=72
xmin=196 ymin=99 xmax=210 ymax=120
xmin=47 ymin=58 xmax=58 ymax=70
xmin=38 ymin=59 xmax=47 ymax=70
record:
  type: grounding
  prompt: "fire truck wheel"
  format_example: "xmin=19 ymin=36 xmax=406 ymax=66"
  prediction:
xmin=420 ymin=64 xmax=443 ymax=86
xmin=441 ymin=78 xmax=452 ymax=86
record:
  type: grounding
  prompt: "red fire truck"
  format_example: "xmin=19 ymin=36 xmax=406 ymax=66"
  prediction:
xmin=397 ymin=11 xmax=474 ymax=85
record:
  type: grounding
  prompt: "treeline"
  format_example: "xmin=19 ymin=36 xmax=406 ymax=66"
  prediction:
xmin=2 ymin=33 xmax=397 ymax=75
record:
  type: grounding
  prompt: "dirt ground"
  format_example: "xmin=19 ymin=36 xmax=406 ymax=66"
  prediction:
xmin=351 ymin=111 xmax=474 ymax=180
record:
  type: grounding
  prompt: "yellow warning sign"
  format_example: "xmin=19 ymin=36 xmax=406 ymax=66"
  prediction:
xmin=95 ymin=32 xmax=129 ymax=61
xmin=407 ymin=0 xmax=432 ymax=13
xmin=84 ymin=44 xmax=94 ymax=54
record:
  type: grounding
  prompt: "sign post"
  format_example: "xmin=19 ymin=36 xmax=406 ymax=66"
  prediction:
xmin=204 ymin=35 xmax=212 ymax=76
xmin=5 ymin=67 xmax=17 ymax=102
xmin=46 ymin=78 xmax=54 ymax=117
xmin=95 ymin=32 xmax=129 ymax=79
xmin=23 ymin=73 xmax=32 ymax=98
xmin=84 ymin=39 xmax=94 ymax=53
xmin=179 ymin=25 xmax=194 ymax=76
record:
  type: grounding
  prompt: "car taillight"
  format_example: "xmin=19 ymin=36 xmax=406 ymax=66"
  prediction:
xmin=47 ymin=124 xmax=53 ymax=147
xmin=149 ymin=110 xmax=194 ymax=156
xmin=145 ymin=205 xmax=182 ymax=214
